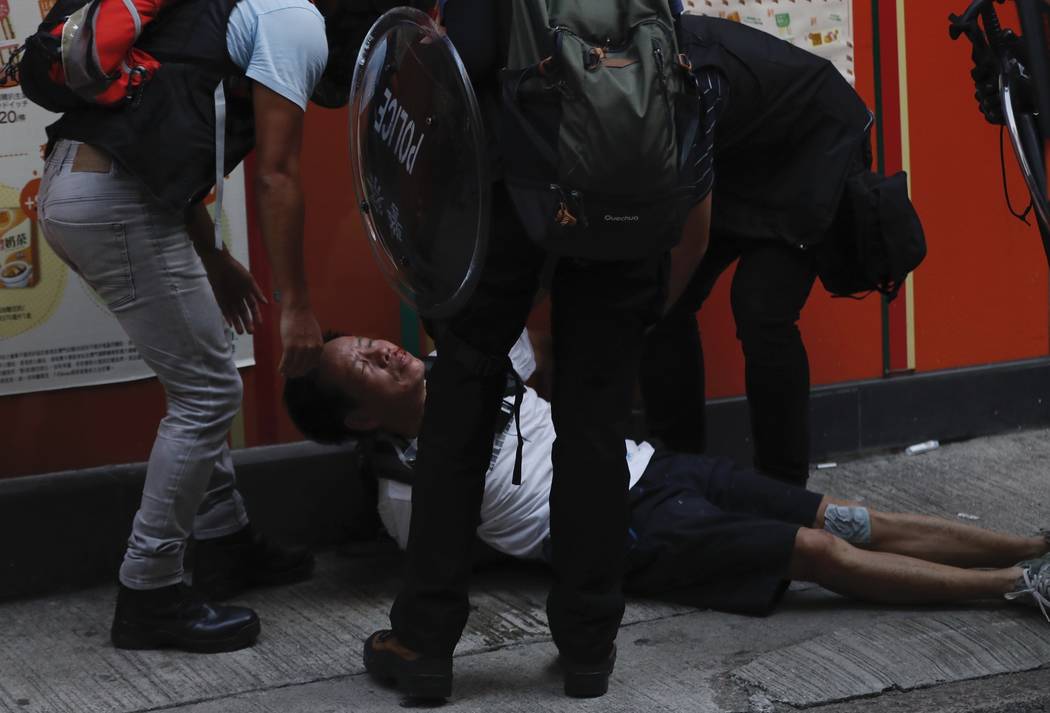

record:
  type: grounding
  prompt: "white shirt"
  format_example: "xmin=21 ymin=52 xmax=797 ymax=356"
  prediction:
xmin=376 ymin=331 xmax=655 ymax=560
xmin=226 ymin=0 xmax=328 ymax=111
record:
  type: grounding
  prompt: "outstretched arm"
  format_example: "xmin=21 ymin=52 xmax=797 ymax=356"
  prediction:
xmin=663 ymin=195 xmax=712 ymax=313
xmin=187 ymin=202 xmax=268 ymax=335
xmin=252 ymin=82 xmax=323 ymax=377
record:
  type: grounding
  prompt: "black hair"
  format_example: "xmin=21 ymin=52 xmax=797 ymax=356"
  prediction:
xmin=283 ymin=331 xmax=364 ymax=444
xmin=311 ymin=1 xmax=404 ymax=108
xmin=311 ymin=1 xmax=442 ymax=108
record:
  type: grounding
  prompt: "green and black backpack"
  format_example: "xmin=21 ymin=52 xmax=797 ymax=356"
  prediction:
xmin=500 ymin=0 xmax=701 ymax=261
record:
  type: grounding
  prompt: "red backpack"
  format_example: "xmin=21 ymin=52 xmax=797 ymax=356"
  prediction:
xmin=5 ymin=0 xmax=175 ymax=112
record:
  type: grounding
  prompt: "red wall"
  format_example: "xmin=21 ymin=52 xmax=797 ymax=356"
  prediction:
xmin=904 ymin=1 xmax=1049 ymax=371
xmin=2 ymin=1 xmax=1047 ymax=478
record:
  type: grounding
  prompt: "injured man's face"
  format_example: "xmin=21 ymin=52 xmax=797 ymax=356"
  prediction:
xmin=318 ymin=336 xmax=427 ymax=436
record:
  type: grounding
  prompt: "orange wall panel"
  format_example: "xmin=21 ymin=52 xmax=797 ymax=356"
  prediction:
xmin=299 ymin=107 xmax=402 ymax=346
xmin=696 ymin=265 xmax=743 ymax=400
xmin=904 ymin=2 xmax=1049 ymax=371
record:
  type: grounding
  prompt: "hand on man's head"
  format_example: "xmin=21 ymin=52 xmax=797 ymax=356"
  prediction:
xmin=278 ymin=305 xmax=324 ymax=377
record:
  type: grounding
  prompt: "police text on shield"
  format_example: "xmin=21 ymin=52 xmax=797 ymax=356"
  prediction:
xmin=373 ymin=87 xmax=426 ymax=176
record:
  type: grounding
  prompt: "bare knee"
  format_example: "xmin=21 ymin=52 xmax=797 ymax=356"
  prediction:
xmin=790 ymin=528 xmax=847 ymax=581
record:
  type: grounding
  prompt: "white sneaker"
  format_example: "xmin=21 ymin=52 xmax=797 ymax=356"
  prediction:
xmin=1005 ymin=558 xmax=1050 ymax=623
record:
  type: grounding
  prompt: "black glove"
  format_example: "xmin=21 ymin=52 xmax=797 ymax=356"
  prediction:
xmin=968 ymin=29 xmax=1030 ymax=126
xmin=970 ymin=43 xmax=1004 ymax=125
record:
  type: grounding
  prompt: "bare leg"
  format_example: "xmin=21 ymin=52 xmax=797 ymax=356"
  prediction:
xmin=814 ymin=496 xmax=1047 ymax=568
xmin=790 ymin=528 xmax=1021 ymax=604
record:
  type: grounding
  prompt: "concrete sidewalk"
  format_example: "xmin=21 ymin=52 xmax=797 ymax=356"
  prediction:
xmin=2 ymin=428 xmax=1050 ymax=713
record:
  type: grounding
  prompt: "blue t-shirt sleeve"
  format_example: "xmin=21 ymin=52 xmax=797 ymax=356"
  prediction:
xmin=227 ymin=3 xmax=328 ymax=111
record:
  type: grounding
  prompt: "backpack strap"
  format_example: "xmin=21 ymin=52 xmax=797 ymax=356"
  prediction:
xmin=61 ymin=2 xmax=108 ymax=98
xmin=501 ymin=63 xmax=559 ymax=169
xmin=213 ymin=81 xmax=226 ymax=250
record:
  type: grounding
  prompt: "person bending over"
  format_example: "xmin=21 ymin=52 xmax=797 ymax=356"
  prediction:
xmin=642 ymin=14 xmax=902 ymax=486
xmin=285 ymin=332 xmax=1050 ymax=626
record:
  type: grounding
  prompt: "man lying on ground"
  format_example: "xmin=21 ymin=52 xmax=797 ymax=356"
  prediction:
xmin=284 ymin=331 xmax=1050 ymax=619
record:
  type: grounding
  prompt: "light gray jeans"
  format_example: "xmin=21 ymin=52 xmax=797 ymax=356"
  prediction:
xmin=39 ymin=140 xmax=249 ymax=590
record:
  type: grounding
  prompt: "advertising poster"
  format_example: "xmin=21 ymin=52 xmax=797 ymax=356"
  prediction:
xmin=0 ymin=0 xmax=254 ymax=396
xmin=683 ymin=0 xmax=855 ymax=84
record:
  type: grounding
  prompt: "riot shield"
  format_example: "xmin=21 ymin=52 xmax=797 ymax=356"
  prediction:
xmin=349 ymin=7 xmax=490 ymax=319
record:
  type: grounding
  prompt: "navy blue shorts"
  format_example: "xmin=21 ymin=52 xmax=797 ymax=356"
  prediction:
xmin=623 ymin=451 xmax=823 ymax=615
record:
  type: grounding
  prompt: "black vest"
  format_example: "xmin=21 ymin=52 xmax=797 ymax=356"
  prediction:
xmin=46 ymin=0 xmax=255 ymax=212
xmin=680 ymin=15 xmax=873 ymax=248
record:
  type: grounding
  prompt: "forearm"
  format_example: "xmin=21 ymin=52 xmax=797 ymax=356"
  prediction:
xmin=245 ymin=51 xmax=321 ymax=374
xmin=664 ymin=195 xmax=712 ymax=312
xmin=666 ymin=241 xmax=706 ymax=309
xmin=254 ymin=171 xmax=309 ymax=307
xmin=186 ymin=201 xmax=222 ymax=257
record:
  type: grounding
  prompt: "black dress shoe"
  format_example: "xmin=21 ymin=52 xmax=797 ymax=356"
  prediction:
xmin=192 ymin=525 xmax=315 ymax=600
xmin=363 ymin=630 xmax=453 ymax=700
xmin=561 ymin=645 xmax=616 ymax=698
xmin=111 ymin=583 xmax=260 ymax=653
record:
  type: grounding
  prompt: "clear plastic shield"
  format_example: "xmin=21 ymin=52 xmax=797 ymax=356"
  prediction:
xmin=349 ymin=7 xmax=490 ymax=319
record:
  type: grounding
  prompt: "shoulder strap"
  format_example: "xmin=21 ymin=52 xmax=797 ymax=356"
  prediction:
xmin=212 ymin=82 xmax=226 ymax=250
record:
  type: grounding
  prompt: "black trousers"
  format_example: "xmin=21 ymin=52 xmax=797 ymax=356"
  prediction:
xmin=391 ymin=185 xmax=666 ymax=661
xmin=640 ymin=235 xmax=816 ymax=485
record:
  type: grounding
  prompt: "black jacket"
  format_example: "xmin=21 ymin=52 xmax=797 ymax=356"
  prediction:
xmin=680 ymin=15 xmax=873 ymax=248
xmin=46 ymin=0 xmax=255 ymax=212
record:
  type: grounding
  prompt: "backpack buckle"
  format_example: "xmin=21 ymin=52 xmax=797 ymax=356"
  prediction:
xmin=556 ymin=202 xmax=578 ymax=227
xmin=585 ymin=47 xmax=606 ymax=71
xmin=125 ymin=65 xmax=150 ymax=107
xmin=551 ymin=184 xmax=580 ymax=227
xmin=676 ymin=52 xmax=693 ymax=71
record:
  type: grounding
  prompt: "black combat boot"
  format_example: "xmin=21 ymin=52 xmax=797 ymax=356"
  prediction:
xmin=561 ymin=645 xmax=616 ymax=698
xmin=192 ymin=525 xmax=314 ymax=600
xmin=110 ymin=583 xmax=260 ymax=653
xmin=363 ymin=630 xmax=454 ymax=700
